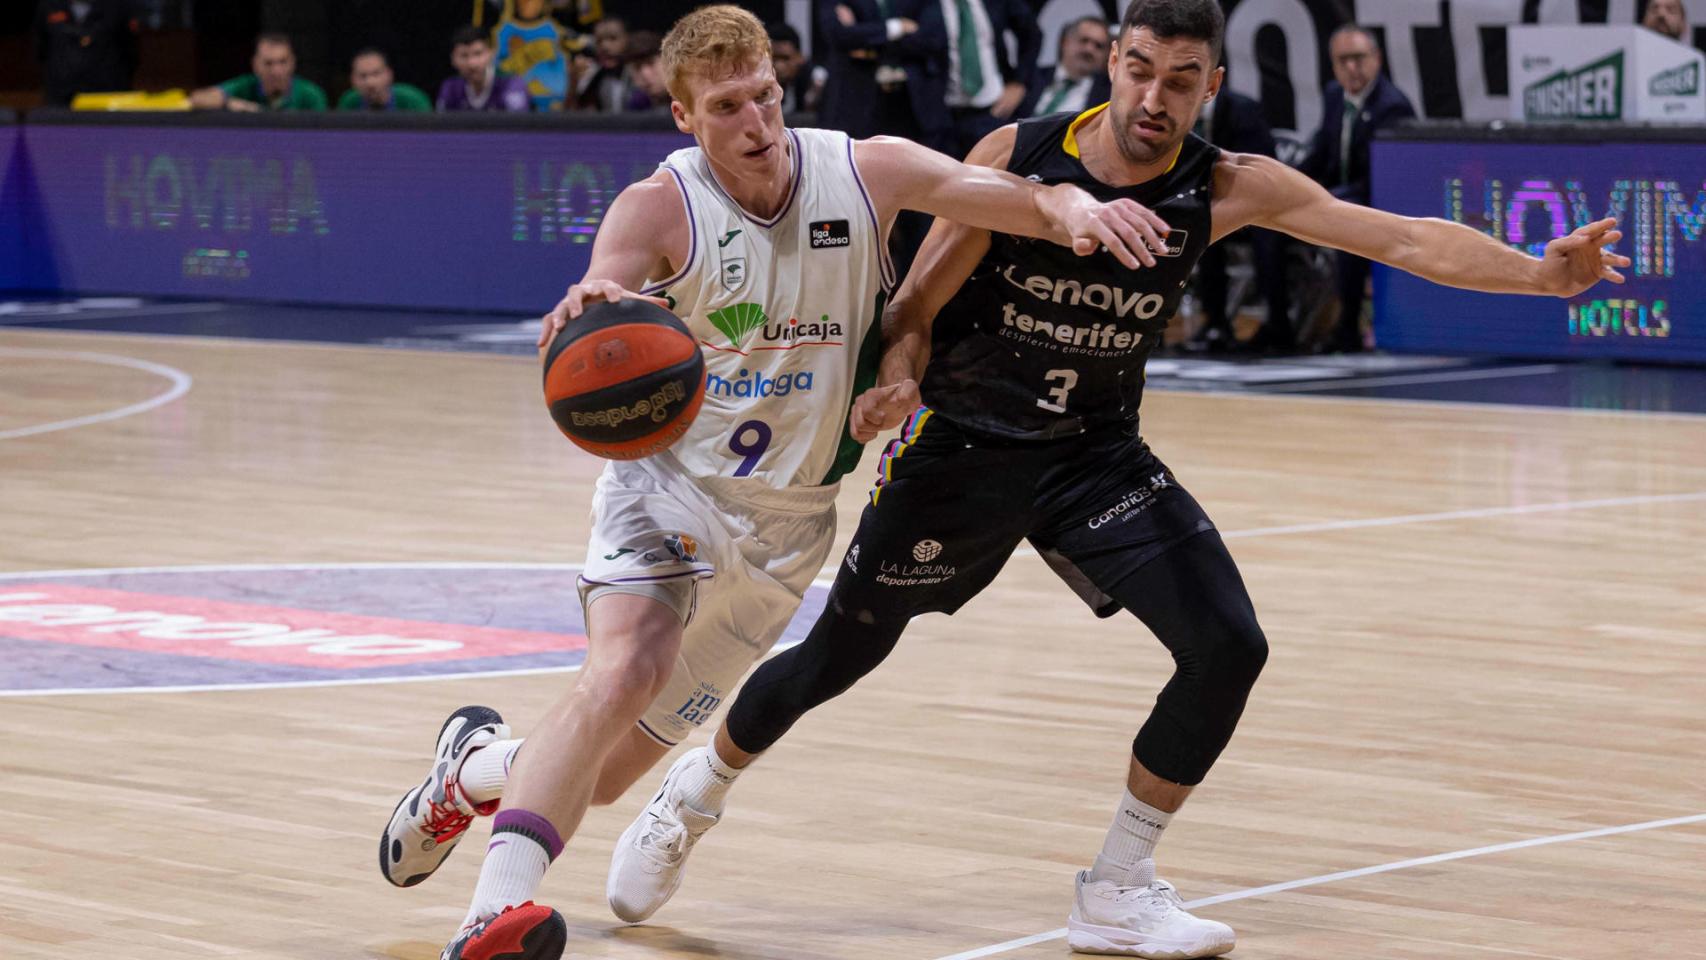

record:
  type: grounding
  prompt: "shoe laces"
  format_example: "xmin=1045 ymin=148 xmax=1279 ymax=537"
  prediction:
xmin=637 ymin=803 xmax=690 ymax=864
xmin=421 ymin=785 xmax=474 ymax=843
xmin=1112 ymin=878 xmax=1183 ymax=909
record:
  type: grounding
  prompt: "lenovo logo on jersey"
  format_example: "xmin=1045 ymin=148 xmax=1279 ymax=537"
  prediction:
xmin=810 ymin=219 xmax=851 ymax=249
xmin=998 ymin=265 xmax=1166 ymax=320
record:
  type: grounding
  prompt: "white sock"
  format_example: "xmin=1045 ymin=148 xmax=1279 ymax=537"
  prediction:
xmin=1088 ymin=789 xmax=1171 ymax=887
xmin=458 ymin=738 xmax=524 ymax=807
xmin=463 ymin=808 xmax=561 ymax=927
xmin=674 ymin=743 xmax=743 ymax=815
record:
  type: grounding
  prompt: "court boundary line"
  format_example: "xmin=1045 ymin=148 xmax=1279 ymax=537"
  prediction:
xmin=999 ymin=489 xmax=1706 ymax=562
xmin=1167 ymin=379 xmax=1706 ymax=422
xmin=930 ymin=811 xmax=1706 ymax=960
xmin=0 ymin=562 xmax=837 ymax=699
xmin=1255 ymin=363 xmax=1562 ymax=392
xmin=0 ymin=347 xmax=193 ymax=440
xmin=0 ymin=302 xmax=233 ymax=324
xmin=11 ymin=326 xmax=1706 ymax=422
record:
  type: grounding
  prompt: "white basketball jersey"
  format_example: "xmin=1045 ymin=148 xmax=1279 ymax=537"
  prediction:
xmin=640 ymin=127 xmax=892 ymax=490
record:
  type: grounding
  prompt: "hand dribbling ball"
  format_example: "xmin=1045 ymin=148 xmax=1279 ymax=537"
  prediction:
xmin=542 ymin=298 xmax=706 ymax=460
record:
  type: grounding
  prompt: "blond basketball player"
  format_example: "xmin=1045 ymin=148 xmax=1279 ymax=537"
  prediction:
xmin=375 ymin=7 xmax=1174 ymax=958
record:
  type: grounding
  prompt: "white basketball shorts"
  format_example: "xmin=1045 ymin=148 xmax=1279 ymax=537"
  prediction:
xmin=578 ymin=453 xmax=837 ymax=745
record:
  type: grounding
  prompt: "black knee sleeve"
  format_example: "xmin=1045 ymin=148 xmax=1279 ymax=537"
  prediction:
xmin=723 ymin=594 xmax=909 ymax=755
xmin=1094 ymin=531 xmax=1269 ymax=787
xmin=1132 ymin=609 xmax=1267 ymax=785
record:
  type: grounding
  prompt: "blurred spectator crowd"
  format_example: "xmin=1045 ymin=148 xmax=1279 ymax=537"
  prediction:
xmin=27 ymin=0 xmax=1698 ymax=353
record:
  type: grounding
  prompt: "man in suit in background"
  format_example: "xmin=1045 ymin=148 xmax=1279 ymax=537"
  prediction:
xmin=1023 ymin=15 xmax=1110 ymax=117
xmin=34 ymin=0 xmax=139 ymax=107
xmin=941 ymin=0 xmax=1041 ymax=156
xmin=818 ymin=0 xmax=948 ymax=145
xmin=818 ymin=0 xmax=949 ymax=276
xmin=1187 ymin=86 xmax=1293 ymax=353
xmin=1298 ymin=24 xmax=1415 ymax=352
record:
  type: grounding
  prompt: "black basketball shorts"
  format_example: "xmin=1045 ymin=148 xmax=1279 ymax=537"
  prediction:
xmin=832 ymin=407 xmax=1217 ymax=620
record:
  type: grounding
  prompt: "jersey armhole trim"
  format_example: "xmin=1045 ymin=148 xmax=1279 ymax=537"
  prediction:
xmin=845 ymin=136 xmax=897 ymax=292
xmin=639 ymin=165 xmax=699 ymax=297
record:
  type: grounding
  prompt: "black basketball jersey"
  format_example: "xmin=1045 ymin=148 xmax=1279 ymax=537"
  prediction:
xmin=920 ymin=106 xmax=1218 ymax=440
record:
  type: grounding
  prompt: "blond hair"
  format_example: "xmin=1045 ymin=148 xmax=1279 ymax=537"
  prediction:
xmin=661 ymin=5 xmax=771 ymax=104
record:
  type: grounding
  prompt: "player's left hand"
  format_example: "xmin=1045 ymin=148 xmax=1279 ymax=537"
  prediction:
xmin=1539 ymin=217 xmax=1631 ymax=298
xmin=849 ymin=379 xmax=922 ymax=443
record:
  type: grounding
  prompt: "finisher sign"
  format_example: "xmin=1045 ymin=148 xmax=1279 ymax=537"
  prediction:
xmin=1510 ymin=26 xmax=1706 ymax=122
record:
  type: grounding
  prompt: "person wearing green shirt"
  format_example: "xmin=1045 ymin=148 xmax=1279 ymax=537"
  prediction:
xmin=337 ymin=48 xmax=433 ymax=112
xmin=189 ymin=33 xmax=328 ymax=111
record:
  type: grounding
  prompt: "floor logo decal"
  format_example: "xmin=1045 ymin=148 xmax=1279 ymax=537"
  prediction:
xmin=0 ymin=564 xmax=829 ymax=695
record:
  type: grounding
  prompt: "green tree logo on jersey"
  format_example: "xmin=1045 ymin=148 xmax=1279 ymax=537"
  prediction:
xmin=707 ymin=302 xmax=769 ymax=346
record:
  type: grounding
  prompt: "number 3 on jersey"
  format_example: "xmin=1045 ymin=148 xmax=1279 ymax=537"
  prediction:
xmin=729 ymin=419 xmax=773 ymax=477
xmin=1037 ymin=369 xmax=1079 ymax=413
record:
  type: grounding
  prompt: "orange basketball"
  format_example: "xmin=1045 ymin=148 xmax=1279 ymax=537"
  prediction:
xmin=542 ymin=299 xmax=706 ymax=460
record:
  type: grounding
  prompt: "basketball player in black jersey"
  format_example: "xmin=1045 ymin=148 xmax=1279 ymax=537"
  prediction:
xmin=605 ymin=2 xmax=1631 ymax=956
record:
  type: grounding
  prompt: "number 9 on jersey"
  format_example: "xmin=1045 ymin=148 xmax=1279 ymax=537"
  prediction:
xmin=730 ymin=419 xmax=773 ymax=477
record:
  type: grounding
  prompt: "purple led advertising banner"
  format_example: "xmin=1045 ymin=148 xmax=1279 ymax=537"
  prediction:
xmin=1372 ymin=139 xmax=1706 ymax=363
xmin=16 ymin=123 xmax=690 ymax=312
xmin=0 ymin=122 xmax=22 ymax=290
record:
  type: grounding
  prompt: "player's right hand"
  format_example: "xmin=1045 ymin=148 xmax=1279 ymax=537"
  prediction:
xmin=538 ymin=280 xmax=671 ymax=357
xmin=849 ymin=379 xmax=922 ymax=443
xmin=1043 ymin=184 xmax=1171 ymax=271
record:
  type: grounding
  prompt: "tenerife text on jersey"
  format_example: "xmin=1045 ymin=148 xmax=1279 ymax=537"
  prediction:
xmin=996 ymin=263 xmax=1162 ymax=357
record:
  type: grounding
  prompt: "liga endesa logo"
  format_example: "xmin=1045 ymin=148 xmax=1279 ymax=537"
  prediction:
xmin=0 ymin=565 xmax=829 ymax=695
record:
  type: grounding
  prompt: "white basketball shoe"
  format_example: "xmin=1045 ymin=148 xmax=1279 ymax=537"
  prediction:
xmin=1067 ymin=863 xmax=1236 ymax=958
xmin=605 ymin=747 xmax=722 ymax=922
xmin=379 ymin=705 xmax=509 ymax=887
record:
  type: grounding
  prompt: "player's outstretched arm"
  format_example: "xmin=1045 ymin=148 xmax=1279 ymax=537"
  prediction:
xmin=848 ymin=132 xmax=1012 ymax=442
xmin=854 ymin=132 xmax=1171 ymax=271
xmin=536 ymin=172 xmax=687 ymax=358
xmin=1213 ymin=153 xmax=1631 ymax=298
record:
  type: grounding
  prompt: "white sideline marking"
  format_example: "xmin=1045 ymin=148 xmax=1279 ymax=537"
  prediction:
xmin=996 ymin=489 xmax=1706 ymax=562
xmin=930 ymin=812 xmax=1706 ymax=960
xmin=1256 ymin=363 xmax=1562 ymax=392
xmin=0 ymin=302 xmax=231 ymax=324
xmin=0 ymin=348 xmax=193 ymax=440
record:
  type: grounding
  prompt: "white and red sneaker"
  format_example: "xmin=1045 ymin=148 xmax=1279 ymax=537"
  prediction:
xmin=380 ymin=705 xmax=509 ymax=887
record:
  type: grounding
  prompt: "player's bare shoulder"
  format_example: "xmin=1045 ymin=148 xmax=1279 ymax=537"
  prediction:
xmin=1209 ymin=150 xmax=1310 ymax=241
xmin=598 ymin=168 xmax=692 ymax=279
xmin=611 ymin=169 xmax=691 ymax=231
xmin=965 ymin=124 xmax=1019 ymax=170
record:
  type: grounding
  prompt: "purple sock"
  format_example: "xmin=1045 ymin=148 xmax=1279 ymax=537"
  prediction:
xmin=490 ymin=808 xmax=564 ymax=860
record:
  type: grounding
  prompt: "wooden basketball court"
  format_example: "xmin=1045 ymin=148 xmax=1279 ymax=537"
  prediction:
xmin=3 ymin=326 xmax=1703 ymax=959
